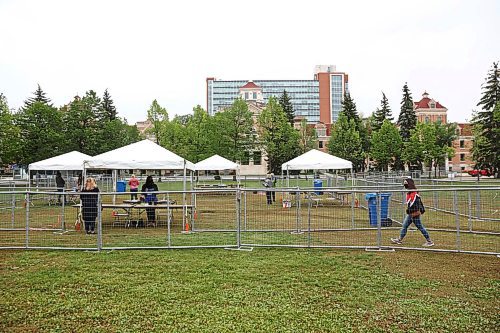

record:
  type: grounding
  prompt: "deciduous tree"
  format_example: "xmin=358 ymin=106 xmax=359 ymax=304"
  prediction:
xmin=327 ymin=112 xmax=364 ymax=172
xmin=370 ymin=120 xmax=402 ymax=171
xmin=258 ymin=97 xmax=300 ymax=174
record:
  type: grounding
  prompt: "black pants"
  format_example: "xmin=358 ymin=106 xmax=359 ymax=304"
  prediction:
xmin=84 ymin=219 xmax=96 ymax=233
xmin=271 ymin=190 xmax=276 ymax=202
xmin=266 ymin=191 xmax=272 ymax=204
xmin=130 ymin=188 xmax=138 ymax=200
xmin=146 ymin=202 xmax=156 ymax=223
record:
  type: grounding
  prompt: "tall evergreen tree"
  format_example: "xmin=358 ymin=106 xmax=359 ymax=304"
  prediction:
xmin=15 ymin=101 xmax=63 ymax=165
xmin=278 ymin=90 xmax=294 ymax=126
xmin=23 ymin=84 xmax=52 ymax=109
xmin=477 ymin=62 xmax=500 ymax=111
xmin=372 ymin=92 xmax=393 ymax=131
xmin=341 ymin=93 xmax=361 ymax=129
xmin=101 ymin=89 xmax=117 ymax=121
xmin=472 ymin=62 xmax=500 ymax=177
xmin=397 ymin=83 xmax=417 ymax=141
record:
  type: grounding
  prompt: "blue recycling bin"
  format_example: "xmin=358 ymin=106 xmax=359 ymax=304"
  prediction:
xmin=116 ymin=180 xmax=126 ymax=193
xmin=313 ymin=179 xmax=323 ymax=195
xmin=365 ymin=193 xmax=392 ymax=226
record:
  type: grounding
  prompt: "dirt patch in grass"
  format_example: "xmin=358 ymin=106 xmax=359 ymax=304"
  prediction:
xmin=378 ymin=251 xmax=499 ymax=283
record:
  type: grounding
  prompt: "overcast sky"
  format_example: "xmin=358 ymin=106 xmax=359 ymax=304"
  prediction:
xmin=1 ymin=0 xmax=499 ymax=124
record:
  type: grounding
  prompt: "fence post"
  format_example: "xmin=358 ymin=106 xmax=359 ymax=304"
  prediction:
xmin=97 ymin=193 xmax=102 ymax=251
xmin=167 ymin=193 xmax=171 ymax=247
xmin=307 ymin=191 xmax=312 ymax=247
xmin=467 ymin=191 xmax=472 ymax=232
xmin=376 ymin=191 xmax=382 ymax=248
xmin=236 ymin=189 xmax=241 ymax=248
xmin=295 ymin=188 xmax=301 ymax=233
xmin=351 ymin=190 xmax=355 ymax=229
xmin=244 ymin=191 xmax=247 ymax=232
xmin=11 ymin=191 xmax=15 ymax=228
xmin=25 ymin=192 xmax=30 ymax=249
xmin=476 ymin=187 xmax=481 ymax=219
xmin=60 ymin=198 xmax=65 ymax=232
xmin=453 ymin=190 xmax=460 ymax=252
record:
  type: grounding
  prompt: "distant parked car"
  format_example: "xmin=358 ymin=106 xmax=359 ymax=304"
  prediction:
xmin=467 ymin=169 xmax=493 ymax=177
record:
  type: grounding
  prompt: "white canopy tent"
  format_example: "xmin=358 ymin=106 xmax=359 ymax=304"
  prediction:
xmin=84 ymin=140 xmax=195 ymax=204
xmin=28 ymin=151 xmax=92 ymax=189
xmin=194 ymin=155 xmax=239 ymax=171
xmin=84 ymin=139 xmax=195 ymax=171
xmin=281 ymin=149 xmax=353 ymax=187
xmin=194 ymin=154 xmax=241 ymax=186
xmin=29 ymin=151 xmax=91 ymax=171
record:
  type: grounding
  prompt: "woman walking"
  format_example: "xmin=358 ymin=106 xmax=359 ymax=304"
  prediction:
xmin=80 ymin=177 xmax=100 ymax=235
xmin=391 ymin=178 xmax=434 ymax=247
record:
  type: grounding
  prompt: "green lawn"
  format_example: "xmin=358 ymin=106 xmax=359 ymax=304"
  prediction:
xmin=0 ymin=249 xmax=498 ymax=332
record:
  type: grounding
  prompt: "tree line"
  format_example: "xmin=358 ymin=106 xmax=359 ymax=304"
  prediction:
xmin=0 ymin=62 xmax=498 ymax=177
xmin=0 ymin=86 xmax=141 ymax=167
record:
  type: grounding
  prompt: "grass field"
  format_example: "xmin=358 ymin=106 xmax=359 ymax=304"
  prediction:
xmin=0 ymin=249 xmax=498 ymax=332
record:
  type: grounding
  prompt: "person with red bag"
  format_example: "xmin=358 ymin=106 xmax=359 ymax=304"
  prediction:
xmin=391 ymin=178 xmax=434 ymax=247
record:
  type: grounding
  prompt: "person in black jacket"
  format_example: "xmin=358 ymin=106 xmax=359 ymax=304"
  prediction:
xmin=141 ymin=175 xmax=159 ymax=226
xmin=391 ymin=178 xmax=434 ymax=247
xmin=80 ymin=177 xmax=100 ymax=234
xmin=55 ymin=171 xmax=66 ymax=204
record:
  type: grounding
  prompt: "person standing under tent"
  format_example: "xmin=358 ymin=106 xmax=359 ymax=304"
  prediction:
xmin=270 ymin=173 xmax=277 ymax=203
xmin=391 ymin=178 xmax=434 ymax=247
xmin=141 ymin=175 xmax=159 ymax=226
xmin=55 ymin=171 xmax=66 ymax=204
xmin=262 ymin=174 xmax=273 ymax=205
xmin=80 ymin=177 xmax=100 ymax=235
xmin=77 ymin=174 xmax=83 ymax=191
xmin=128 ymin=174 xmax=140 ymax=200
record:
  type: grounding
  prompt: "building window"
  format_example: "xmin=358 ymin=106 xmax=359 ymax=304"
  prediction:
xmin=316 ymin=128 xmax=326 ymax=137
xmin=253 ymin=151 xmax=262 ymax=165
xmin=448 ymin=156 xmax=452 ymax=162
xmin=460 ymin=140 xmax=464 ymax=148
xmin=425 ymin=117 xmax=430 ymax=123
xmin=460 ymin=153 xmax=465 ymax=161
xmin=430 ymin=103 xmax=435 ymax=108
xmin=244 ymin=92 xmax=249 ymax=100
xmin=437 ymin=116 xmax=442 ymax=123
xmin=319 ymin=141 xmax=323 ymax=149
xmin=461 ymin=166 xmax=465 ymax=171
xmin=449 ymin=167 xmax=452 ymax=171
xmin=253 ymin=92 xmax=257 ymax=100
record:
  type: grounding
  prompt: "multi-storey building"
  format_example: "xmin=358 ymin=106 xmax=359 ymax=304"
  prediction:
xmin=414 ymin=91 xmax=448 ymax=123
xmin=448 ymin=123 xmax=474 ymax=173
xmin=206 ymin=65 xmax=348 ymax=124
xmin=413 ymin=92 xmax=474 ymax=173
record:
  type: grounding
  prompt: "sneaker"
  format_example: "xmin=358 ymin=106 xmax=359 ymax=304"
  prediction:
xmin=422 ymin=240 xmax=434 ymax=247
xmin=390 ymin=238 xmax=402 ymax=245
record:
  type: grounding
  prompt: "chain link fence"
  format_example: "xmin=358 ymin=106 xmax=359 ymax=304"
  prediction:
xmin=0 ymin=185 xmax=498 ymax=254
